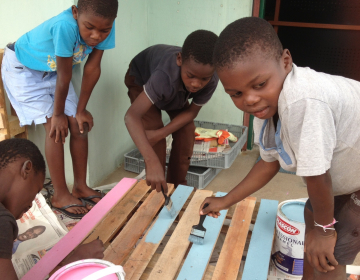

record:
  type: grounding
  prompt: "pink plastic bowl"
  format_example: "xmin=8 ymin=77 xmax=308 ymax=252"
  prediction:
xmin=49 ymin=259 xmax=122 ymax=280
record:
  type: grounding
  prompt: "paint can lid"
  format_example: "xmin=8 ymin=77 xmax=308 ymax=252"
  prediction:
xmin=281 ymin=201 xmax=305 ymax=223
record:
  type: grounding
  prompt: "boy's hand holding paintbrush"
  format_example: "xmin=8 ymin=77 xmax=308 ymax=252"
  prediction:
xmin=199 ymin=196 xmax=230 ymax=218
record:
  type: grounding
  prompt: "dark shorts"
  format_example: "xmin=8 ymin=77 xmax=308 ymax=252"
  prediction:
xmin=306 ymin=192 xmax=360 ymax=265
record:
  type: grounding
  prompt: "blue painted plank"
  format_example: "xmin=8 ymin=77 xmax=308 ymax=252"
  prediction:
xmin=176 ymin=192 xmax=228 ymax=280
xmin=242 ymin=199 xmax=278 ymax=280
xmin=145 ymin=185 xmax=194 ymax=244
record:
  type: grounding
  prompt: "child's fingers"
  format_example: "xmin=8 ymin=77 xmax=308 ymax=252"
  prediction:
xmin=319 ymin=255 xmax=334 ymax=272
xmin=55 ymin=129 xmax=60 ymax=143
xmin=88 ymin=120 xmax=94 ymax=132
xmin=61 ymin=129 xmax=66 ymax=144
xmin=161 ymin=181 xmax=168 ymax=195
xmin=78 ymin=121 xmax=84 ymax=134
xmin=326 ymin=253 xmax=338 ymax=267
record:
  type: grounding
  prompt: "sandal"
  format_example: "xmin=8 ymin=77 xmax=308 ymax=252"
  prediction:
xmin=50 ymin=198 xmax=88 ymax=219
xmin=80 ymin=190 xmax=106 ymax=206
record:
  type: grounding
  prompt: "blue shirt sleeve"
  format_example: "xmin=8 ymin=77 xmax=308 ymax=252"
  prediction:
xmin=95 ymin=22 xmax=116 ymax=50
xmin=51 ymin=21 xmax=77 ymax=57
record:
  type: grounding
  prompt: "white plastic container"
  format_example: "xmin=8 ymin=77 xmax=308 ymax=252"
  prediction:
xmin=272 ymin=200 xmax=306 ymax=277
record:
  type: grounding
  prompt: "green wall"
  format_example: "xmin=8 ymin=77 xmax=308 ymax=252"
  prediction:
xmin=147 ymin=0 xmax=252 ymax=124
xmin=0 ymin=0 xmax=252 ymax=187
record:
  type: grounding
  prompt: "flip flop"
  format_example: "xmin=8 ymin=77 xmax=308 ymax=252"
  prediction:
xmin=50 ymin=198 xmax=88 ymax=219
xmin=80 ymin=190 xmax=106 ymax=206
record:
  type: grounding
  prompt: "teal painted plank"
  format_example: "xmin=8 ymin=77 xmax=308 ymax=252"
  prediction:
xmin=145 ymin=185 xmax=194 ymax=244
xmin=242 ymin=199 xmax=278 ymax=280
xmin=176 ymin=192 xmax=228 ymax=280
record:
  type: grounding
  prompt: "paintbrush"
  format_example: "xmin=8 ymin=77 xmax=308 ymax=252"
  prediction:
xmin=161 ymin=185 xmax=176 ymax=217
xmin=188 ymin=203 xmax=209 ymax=245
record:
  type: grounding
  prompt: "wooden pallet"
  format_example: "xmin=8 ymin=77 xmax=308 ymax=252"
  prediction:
xmin=24 ymin=178 xmax=278 ymax=280
xmin=81 ymin=179 xmax=262 ymax=280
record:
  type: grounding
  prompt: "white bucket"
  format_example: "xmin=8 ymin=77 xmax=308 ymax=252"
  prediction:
xmin=272 ymin=199 xmax=306 ymax=277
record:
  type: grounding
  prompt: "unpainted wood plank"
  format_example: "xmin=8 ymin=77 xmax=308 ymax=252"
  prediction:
xmin=0 ymin=49 xmax=8 ymax=110
xmin=147 ymin=189 xmax=213 ymax=280
xmin=212 ymin=197 xmax=256 ymax=280
xmin=124 ymin=185 xmax=194 ymax=280
xmin=83 ymin=180 xmax=150 ymax=245
xmin=8 ymin=115 xmax=25 ymax=137
xmin=22 ymin=178 xmax=137 ymax=280
xmin=176 ymin=192 xmax=229 ymax=280
xmin=103 ymin=183 xmax=175 ymax=265
xmin=242 ymin=199 xmax=278 ymax=280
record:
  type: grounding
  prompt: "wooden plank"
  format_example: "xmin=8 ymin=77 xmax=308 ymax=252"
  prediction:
xmin=103 ymin=183 xmax=175 ymax=265
xmin=8 ymin=115 xmax=25 ymax=137
xmin=176 ymin=192 xmax=228 ymax=280
xmin=252 ymin=0 xmax=260 ymax=17
xmin=124 ymin=185 xmax=194 ymax=280
xmin=242 ymin=199 xmax=278 ymax=280
xmin=147 ymin=189 xmax=213 ymax=280
xmin=269 ymin=20 xmax=360 ymax=31
xmin=83 ymin=180 xmax=151 ymax=245
xmin=212 ymin=197 xmax=256 ymax=280
xmin=273 ymin=0 xmax=281 ymax=32
xmin=22 ymin=178 xmax=137 ymax=280
xmin=0 ymin=49 xmax=10 ymax=139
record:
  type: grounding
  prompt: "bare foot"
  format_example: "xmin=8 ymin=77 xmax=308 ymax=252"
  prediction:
xmin=51 ymin=192 xmax=91 ymax=214
xmin=72 ymin=185 xmax=103 ymax=204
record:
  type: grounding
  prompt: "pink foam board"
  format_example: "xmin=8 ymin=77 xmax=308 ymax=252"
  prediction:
xmin=22 ymin=177 xmax=137 ymax=280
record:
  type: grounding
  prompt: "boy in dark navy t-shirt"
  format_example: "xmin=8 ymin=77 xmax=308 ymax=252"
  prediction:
xmin=125 ymin=30 xmax=219 ymax=193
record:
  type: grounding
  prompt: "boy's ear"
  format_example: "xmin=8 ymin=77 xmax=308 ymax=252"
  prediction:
xmin=176 ymin=53 xmax=183 ymax=67
xmin=21 ymin=160 xmax=33 ymax=180
xmin=72 ymin=5 xmax=79 ymax=20
xmin=282 ymin=49 xmax=293 ymax=71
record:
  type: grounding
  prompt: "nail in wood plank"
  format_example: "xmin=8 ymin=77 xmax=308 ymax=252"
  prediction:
xmin=103 ymin=184 xmax=174 ymax=265
xmin=212 ymin=197 xmax=256 ymax=280
xmin=176 ymin=192 xmax=228 ymax=280
xmin=123 ymin=185 xmax=194 ymax=280
xmin=147 ymin=189 xmax=213 ymax=280
xmin=242 ymin=199 xmax=278 ymax=280
xmin=22 ymin=178 xmax=137 ymax=280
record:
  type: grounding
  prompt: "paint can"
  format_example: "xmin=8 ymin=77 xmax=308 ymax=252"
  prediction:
xmin=272 ymin=199 xmax=306 ymax=277
xmin=49 ymin=259 xmax=125 ymax=280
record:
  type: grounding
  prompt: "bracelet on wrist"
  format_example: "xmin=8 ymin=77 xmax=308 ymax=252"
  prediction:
xmin=314 ymin=218 xmax=337 ymax=232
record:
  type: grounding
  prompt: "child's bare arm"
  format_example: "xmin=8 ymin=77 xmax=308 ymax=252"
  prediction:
xmin=0 ymin=258 xmax=17 ymax=280
xmin=304 ymin=171 xmax=338 ymax=273
xmin=124 ymin=92 xmax=168 ymax=194
xmin=200 ymin=159 xmax=280 ymax=217
xmin=145 ymin=102 xmax=201 ymax=146
xmin=51 ymin=56 xmax=73 ymax=144
xmin=76 ymin=49 xmax=104 ymax=133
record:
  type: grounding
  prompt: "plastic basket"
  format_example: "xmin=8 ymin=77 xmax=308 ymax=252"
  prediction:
xmin=124 ymin=149 xmax=221 ymax=189
xmin=166 ymin=120 xmax=247 ymax=169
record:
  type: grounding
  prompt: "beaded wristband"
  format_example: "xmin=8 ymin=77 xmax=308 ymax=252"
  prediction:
xmin=314 ymin=218 xmax=337 ymax=232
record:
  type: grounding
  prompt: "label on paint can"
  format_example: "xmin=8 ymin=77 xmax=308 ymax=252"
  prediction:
xmin=272 ymin=200 xmax=306 ymax=277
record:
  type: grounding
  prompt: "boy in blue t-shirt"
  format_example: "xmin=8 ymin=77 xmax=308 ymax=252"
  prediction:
xmin=1 ymin=0 xmax=118 ymax=218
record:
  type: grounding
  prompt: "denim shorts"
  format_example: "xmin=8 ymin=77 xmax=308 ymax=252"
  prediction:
xmin=306 ymin=191 xmax=360 ymax=265
xmin=1 ymin=46 xmax=78 ymax=126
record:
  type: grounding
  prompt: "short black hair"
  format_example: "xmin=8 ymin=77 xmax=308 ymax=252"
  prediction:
xmin=0 ymin=139 xmax=45 ymax=175
xmin=77 ymin=0 xmax=118 ymax=19
xmin=182 ymin=30 xmax=218 ymax=65
xmin=213 ymin=17 xmax=283 ymax=69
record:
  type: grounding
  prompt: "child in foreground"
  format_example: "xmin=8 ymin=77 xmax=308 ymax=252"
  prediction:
xmin=200 ymin=17 xmax=360 ymax=280
xmin=125 ymin=30 xmax=219 ymax=193
xmin=1 ymin=0 xmax=118 ymax=218
xmin=0 ymin=139 xmax=104 ymax=280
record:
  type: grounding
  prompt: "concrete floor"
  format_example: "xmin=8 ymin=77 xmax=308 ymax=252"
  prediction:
xmin=96 ymin=146 xmax=308 ymax=203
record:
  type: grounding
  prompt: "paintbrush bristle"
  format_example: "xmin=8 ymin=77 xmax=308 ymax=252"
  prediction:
xmin=165 ymin=198 xmax=176 ymax=217
xmin=188 ymin=234 xmax=205 ymax=245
